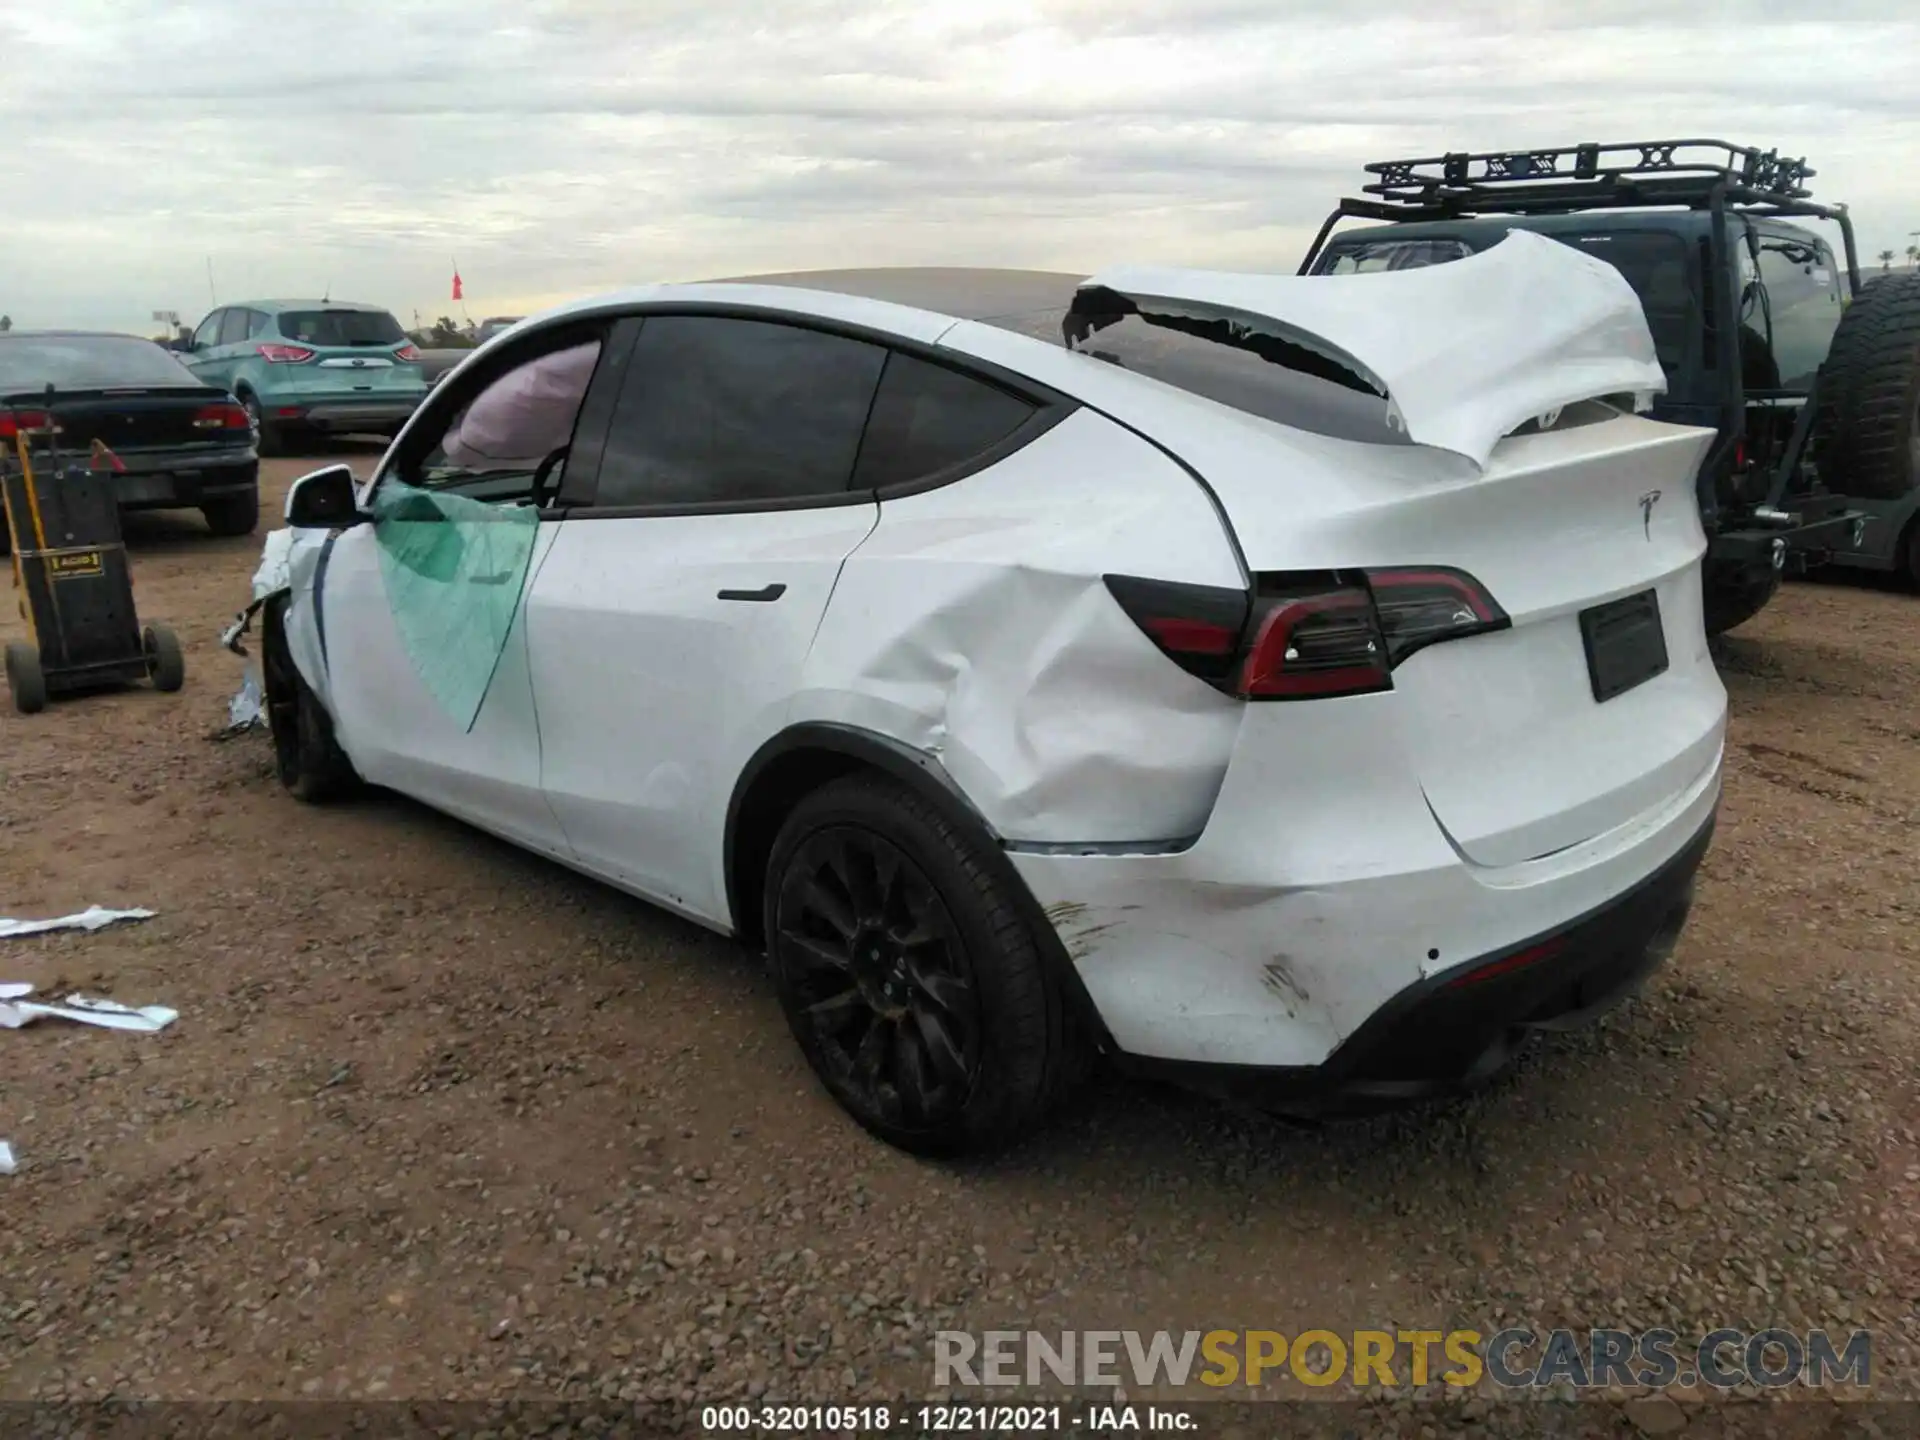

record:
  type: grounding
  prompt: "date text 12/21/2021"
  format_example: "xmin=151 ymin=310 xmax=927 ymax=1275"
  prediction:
xmin=700 ymin=1403 xmax=1195 ymax=1432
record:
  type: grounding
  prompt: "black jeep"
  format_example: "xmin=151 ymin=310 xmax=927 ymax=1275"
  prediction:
xmin=1299 ymin=140 xmax=1920 ymax=634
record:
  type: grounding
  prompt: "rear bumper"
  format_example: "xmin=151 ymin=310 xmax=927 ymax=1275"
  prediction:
xmin=1116 ymin=814 xmax=1713 ymax=1113
xmin=262 ymin=396 xmax=426 ymax=431
xmin=1710 ymin=501 xmax=1870 ymax=570
xmin=1006 ymin=711 xmax=1723 ymax=1076
xmin=111 ymin=451 xmax=259 ymax=511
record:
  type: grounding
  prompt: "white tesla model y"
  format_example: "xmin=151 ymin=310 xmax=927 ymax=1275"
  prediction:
xmin=258 ymin=232 xmax=1726 ymax=1155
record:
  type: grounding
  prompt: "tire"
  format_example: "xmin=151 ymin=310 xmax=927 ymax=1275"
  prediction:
xmin=261 ymin=599 xmax=357 ymax=802
xmin=201 ymin=489 xmax=260 ymax=538
xmin=764 ymin=774 xmax=1084 ymax=1157
xmin=1815 ymin=271 xmax=1920 ymax=501
xmin=240 ymin=392 xmax=282 ymax=458
xmin=5 ymin=640 xmax=46 ymax=714
xmin=1904 ymin=517 xmax=1920 ymax=592
xmin=142 ymin=624 xmax=185 ymax=693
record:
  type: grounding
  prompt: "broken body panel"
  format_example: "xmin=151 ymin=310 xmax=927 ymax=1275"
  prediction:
xmin=267 ymin=239 xmax=1724 ymax=1077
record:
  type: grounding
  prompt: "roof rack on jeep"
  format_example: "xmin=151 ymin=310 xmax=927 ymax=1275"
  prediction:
xmin=1362 ymin=140 xmax=1815 ymax=210
xmin=1320 ymin=139 xmax=1840 ymax=227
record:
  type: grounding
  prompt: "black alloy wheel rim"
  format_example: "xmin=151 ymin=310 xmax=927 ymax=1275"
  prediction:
xmin=775 ymin=826 xmax=983 ymax=1128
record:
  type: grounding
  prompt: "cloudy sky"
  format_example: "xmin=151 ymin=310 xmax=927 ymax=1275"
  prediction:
xmin=2 ymin=0 xmax=1914 ymax=331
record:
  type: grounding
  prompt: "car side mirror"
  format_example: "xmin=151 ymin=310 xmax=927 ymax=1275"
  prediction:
xmin=285 ymin=464 xmax=366 ymax=528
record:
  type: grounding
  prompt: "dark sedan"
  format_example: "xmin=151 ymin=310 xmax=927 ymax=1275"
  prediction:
xmin=0 ymin=331 xmax=259 ymax=550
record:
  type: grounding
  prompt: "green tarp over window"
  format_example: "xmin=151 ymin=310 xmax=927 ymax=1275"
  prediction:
xmin=371 ymin=481 xmax=539 ymax=732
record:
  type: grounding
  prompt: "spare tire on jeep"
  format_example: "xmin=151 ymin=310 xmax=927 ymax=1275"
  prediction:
xmin=1814 ymin=271 xmax=1920 ymax=501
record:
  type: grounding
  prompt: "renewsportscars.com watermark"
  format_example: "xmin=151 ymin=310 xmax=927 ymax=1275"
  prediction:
xmin=934 ymin=1328 xmax=1872 ymax=1391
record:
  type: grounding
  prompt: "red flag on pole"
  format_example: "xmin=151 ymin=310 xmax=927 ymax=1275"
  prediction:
xmin=451 ymin=265 xmax=464 ymax=302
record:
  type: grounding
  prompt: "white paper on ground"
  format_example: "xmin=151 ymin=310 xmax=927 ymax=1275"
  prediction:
xmin=0 ymin=984 xmax=178 ymax=1032
xmin=0 ymin=1141 xmax=14 ymax=1175
xmin=0 ymin=906 xmax=156 ymax=940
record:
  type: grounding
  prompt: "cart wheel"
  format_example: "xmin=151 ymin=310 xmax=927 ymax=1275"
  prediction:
xmin=144 ymin=625 xmax=186 ymax=693
xmin=4 ymin=640 xmax=46 ymax=714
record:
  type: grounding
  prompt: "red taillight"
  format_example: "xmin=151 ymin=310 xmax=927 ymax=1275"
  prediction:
xmin=1106 ymin=565 xmax=1508 ymax=702
xmin=258 ymin=343 xmax=315 ymax=363
xmin=1733 ymin=438 xmax=1747 ymax=470
xmin=1239 ymin=586 xmax=1389 ymax=698
xmin=1367 ymin=566 xmax=1508 ymax=666
xmin=394 ymin=344 xmax=422 ymax=362
xmin=1445 ymin=936 xmax=1565 ymax=990
xmin=193 ymin=402 xmax=249 ymax=430
xmin=0 ymin=409 xmax=59 ymax=440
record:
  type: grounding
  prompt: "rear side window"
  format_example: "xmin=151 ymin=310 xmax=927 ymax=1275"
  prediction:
xmin=217 ymin=308 xmax=252 ymax=346
xmin=278 ymin=309 xmax=407 ymax=346
xmin=852 ymin=353 xmax=1036 ymax=489
xmin=593 ymin=316 xmax=887 ymax=508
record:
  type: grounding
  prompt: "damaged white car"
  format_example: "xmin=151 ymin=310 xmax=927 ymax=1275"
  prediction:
xmin=254 ymin=233 xmax=1726 ymax=1155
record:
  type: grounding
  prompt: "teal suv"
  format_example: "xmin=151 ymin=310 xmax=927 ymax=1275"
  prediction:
xmin=175 ymin=301 xmax=430 ymax=455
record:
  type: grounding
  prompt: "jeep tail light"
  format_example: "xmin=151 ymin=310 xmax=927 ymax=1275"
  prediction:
xmin=394 ymin=343 xmax=422 ymax=362
xmin=257 ymin=343 xmax=315 ymax=363
xmin=1105 ymin=565 xmax=1508 ymax=701
xmin=193 ymin=402 xmax=249 ymax=430
xmin=0 ymin=409 xmax=59 ymax=440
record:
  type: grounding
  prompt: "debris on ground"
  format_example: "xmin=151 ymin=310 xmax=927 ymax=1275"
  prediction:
xmin=0 ymin=1141 xmax=14 ymax=1175
xmin=0 ymin=906 xmax=155 ymax=940
xmin=213 ymin=668 xmax=266 ymax=739
xmin=0 ymin=984 xmax=177 ymax=1032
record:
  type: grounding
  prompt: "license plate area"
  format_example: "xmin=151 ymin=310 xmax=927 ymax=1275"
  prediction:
xmin=1580 ymin=589 xmax=1668 ymax=703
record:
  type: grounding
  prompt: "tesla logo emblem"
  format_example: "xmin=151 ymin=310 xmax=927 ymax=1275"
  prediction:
xmin=1639 ymin=489 xmax=1662 ymax=539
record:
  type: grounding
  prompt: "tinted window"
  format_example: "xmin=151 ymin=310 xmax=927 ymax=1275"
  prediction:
xmin=595 ymin=316 xmax=887 ymax=507
xmin=1320 ymin=238 xmax=1472 ymax=274
xmin=278 ymin=309 xmax=407 ymax=346
xmin=192 ymin=311 xmax=223 ymax=349
xmin=1558 ymin=232 xmax=1697 ymax=378
xmin=218 ymin=308 xmax=252 ymax=346
xmin=852 ymin=353 xmax=1035 ymax=489
xmin=1753 ymin=235 xmax=1842 ymax=392
xmin=0 ymin=335 xmax=201 ymax=390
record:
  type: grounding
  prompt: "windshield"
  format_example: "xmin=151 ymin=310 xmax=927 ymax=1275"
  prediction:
xmin=0 ymin=334 xmax=200 ymax=391
xmin=1752 ymin=234 xmax=1842 ymax=392
xmin=278 ymin=309 xmax=407 ymax=346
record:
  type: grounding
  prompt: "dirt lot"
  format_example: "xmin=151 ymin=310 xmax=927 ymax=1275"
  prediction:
xmin=2 ymin=453 xmax=1916 ymax=1424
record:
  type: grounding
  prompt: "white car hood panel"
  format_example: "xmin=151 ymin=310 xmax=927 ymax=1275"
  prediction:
xmin=1081 ymin=229 xmax=1667 ymax=470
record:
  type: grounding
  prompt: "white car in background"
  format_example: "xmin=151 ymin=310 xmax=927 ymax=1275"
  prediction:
xmin=258 ymin=234 xmax=1726 ymax=1155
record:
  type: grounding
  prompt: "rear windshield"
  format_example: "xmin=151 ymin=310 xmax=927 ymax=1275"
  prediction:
xmin=979 ymin=305 xmax=1406 ymax=445
xmin=278 ymin=310 xmax=407 ymax=346
xmin=0 ymin=335 xmax=199 ymax=391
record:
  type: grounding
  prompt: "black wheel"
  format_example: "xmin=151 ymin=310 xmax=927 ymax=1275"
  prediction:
xmin=261 ymin=599 xmax=357 ymax=802
xmin=1814 ymin=272 xmax=1920 ymax=502
xmin=142 ymin=624 xmax=185 ymax=693
xmin=1904 ymin=517 xmax=1920 ymax=592
xmin=201 ymin=489 xmax=260 ymax=538
xmin=240 ymin=393 xmax=282 ymax=458
xmin=5 ymin=640 xmax=46 ymax=714
xmin=765 ymin=774 xmax=1083 ymax=1157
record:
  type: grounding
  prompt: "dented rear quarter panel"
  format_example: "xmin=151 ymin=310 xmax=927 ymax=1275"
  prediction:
xmin=795 ymin=406 xmax=1247 ymax=847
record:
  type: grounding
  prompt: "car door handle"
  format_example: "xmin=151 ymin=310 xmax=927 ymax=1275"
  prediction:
xmin=717 ymin=584 xmax=786 ymax=603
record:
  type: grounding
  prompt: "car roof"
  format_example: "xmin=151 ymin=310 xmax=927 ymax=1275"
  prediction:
xmin=717 ymin=267 xmax=1086 ymax=321
xmin=236 ymin=300 xmax=394 ymax=313
xmin=0 ymin=329 xmax=156 ymax=341
xmin=1325 ymin=211 xmax=1827 ymax=250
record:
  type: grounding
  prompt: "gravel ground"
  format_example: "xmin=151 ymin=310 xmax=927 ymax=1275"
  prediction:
xmin=2 ymin=452 xmax=1915 ymax=1431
